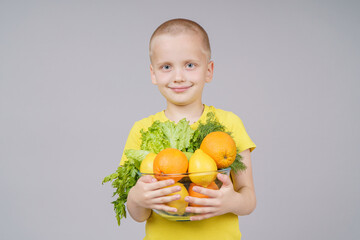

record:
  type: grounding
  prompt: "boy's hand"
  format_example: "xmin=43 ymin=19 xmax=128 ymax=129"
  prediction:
xmin=184 ymin=173 xmax=236 ymax=221
xmin=128 ymin=175 xmax=182 ymax=213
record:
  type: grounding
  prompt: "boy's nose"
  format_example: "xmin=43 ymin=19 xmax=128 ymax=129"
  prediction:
xmin=174 ymin=69 xmax=185 ymax=82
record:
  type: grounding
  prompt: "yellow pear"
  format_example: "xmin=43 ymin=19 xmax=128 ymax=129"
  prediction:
xmin=140 ymin=152 xmax=157 ymax=174
xmin=166 ymin=182 xmax=189 ymax=215
xmin=188 ymin=149 xmax=217 ymax=187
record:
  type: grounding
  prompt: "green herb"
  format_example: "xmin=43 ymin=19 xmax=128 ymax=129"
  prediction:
xmin=102 ymin=149 xmax=149 ymax=225
xmin=230 ymin=153 xmax=246 ymax=172
xmin=189 ymin=112 xmax=230 ymax=152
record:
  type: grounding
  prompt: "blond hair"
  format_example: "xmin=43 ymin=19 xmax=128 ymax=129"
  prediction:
xmin=149 ymin=18 xmax=211 ymax=61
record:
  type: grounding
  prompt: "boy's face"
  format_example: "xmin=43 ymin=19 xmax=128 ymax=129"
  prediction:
xmin=150 ymin=32 xmax=213 ymax=107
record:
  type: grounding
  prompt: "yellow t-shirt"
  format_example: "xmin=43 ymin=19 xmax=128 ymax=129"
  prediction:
xmin=120 ymin=105 xmax=256 ymax=240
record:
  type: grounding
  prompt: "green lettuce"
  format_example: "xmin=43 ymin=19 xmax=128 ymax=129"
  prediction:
xmin=124 ymin=149 xmax=150 ymax=168
xmin=140 ymin=118 xmax=195 ymax=153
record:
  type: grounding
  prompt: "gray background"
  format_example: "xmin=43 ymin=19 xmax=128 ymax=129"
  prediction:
xmin=1 ymin=0 xmax=359 ymax=239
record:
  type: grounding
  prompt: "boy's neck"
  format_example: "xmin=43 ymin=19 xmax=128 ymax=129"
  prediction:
xmin=164 ymin=101 xmax=205 ymax=124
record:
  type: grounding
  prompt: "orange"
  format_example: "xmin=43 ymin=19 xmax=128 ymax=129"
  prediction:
xmin=200 ymin=131 xmax=237 ymax=169
xmin=188 ymin=182 xmax=219 ymax=207
xmin=153 ymin=148 xmax=188 ymax=182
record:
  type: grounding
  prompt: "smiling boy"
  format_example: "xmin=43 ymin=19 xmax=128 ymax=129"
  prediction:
xmin=122 ymin=18 xmax=256 ymax=240
xmin=149 ymin=27 xmax=213 ymax=125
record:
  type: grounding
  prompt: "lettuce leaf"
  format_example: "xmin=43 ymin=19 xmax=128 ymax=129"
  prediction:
xmin=124 ymin=149 xmax=150 ymax=168
xmin=140 ymin=118 xmax=195 ymax=153
xmin=140 ymin=121 xmax=170 ymax=153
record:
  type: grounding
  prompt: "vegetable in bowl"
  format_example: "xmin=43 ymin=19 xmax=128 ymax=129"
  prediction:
xmin=102 ymin=113 xmax=246 ymax=225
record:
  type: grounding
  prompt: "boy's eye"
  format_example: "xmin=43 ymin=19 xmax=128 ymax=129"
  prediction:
xmin=162 ymin=65 xmax=171 ymax=70
xmin=186 ymin=63 xmax=195 ymax=69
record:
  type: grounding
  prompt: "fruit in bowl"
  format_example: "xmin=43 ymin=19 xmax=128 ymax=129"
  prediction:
xmin=138 ymin=146 xmax=234 ymax=221
xmin=188 ymin=181 xmax=219 ymax=207
xmin=140 ymin=167 xmax=231 ymax=221
xmin=188 ymin=149 xmax=218 ymax=187
xmin=153 ymin=148 xmax=189 ymax=182
xmin=103 ymin=115 xmax=247 ymax=226
xmin=165 ymin=182 xmax=189 ymax=215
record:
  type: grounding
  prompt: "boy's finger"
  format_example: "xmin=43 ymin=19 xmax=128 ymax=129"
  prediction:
xmin=191 ymin=186 xmax=218 ymax=198
xmin=152 ymin=194 xmax=181 ymax=204
xmin=184 ymin=196 xmax=215 ymax=207
xmin=217 ymin=173 xmax=232 ymax=187
xmin=151 ymin=185 xmax=181 ymax=198
xmin=185 ymin=206 xmax=215 ymax=214
xmin=139 ymin=175 xmax=157 ymax=183
xmin=149 ymin=179 xmax=175 ymax=190
xmin=153 ymin=204 xmax=178 ymax=213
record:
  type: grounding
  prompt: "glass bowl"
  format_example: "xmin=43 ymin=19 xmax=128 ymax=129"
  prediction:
xmin=140 ymin=167 xmax=231 ymax=221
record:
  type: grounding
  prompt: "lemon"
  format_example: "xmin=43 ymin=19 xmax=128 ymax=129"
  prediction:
xmin=166 ymin=182 xmax=189 ymax=215
xmin=188 ymin=149 xmax=217 ymax=187
xmin=140 ymin=152 xmax=157 ymax=174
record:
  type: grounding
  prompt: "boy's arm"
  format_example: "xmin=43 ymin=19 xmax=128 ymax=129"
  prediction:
xmin=229 ymin=148 xmax=257 ymax=215
xmin=127 ymin=176 xmax=153 ymax=222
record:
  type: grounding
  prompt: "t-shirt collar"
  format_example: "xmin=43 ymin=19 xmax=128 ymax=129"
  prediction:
xmin=160 ymin=104 xmax=210 ymax=127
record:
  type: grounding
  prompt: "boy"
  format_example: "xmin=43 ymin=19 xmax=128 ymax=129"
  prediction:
xmin=121 ymin=18 xmax=256 ymax=240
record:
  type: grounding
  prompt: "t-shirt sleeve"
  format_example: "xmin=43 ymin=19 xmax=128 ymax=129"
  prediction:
xmin=119 ymin=122 xmax=142 ymax=165
xmin=225 ymin=113 xmax=256 ymax=153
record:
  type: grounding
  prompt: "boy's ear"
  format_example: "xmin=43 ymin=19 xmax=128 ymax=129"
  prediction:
xmin=150 ymin=64 xmax=157 ymax=84
xmin=205 ymin=61 xmax=214 ymax=83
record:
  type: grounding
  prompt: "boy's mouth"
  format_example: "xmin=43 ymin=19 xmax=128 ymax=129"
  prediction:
xmin=169 ymin=85 xmax=192 ymax=93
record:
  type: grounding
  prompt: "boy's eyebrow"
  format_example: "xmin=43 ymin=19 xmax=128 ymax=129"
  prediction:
xmin=155 ymin=59 xmax=201 ymax=66
xmin=154 ymin=61 xmax=171 ymax=67
xmin=183 ymin=58 xmax=201 ymax=63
